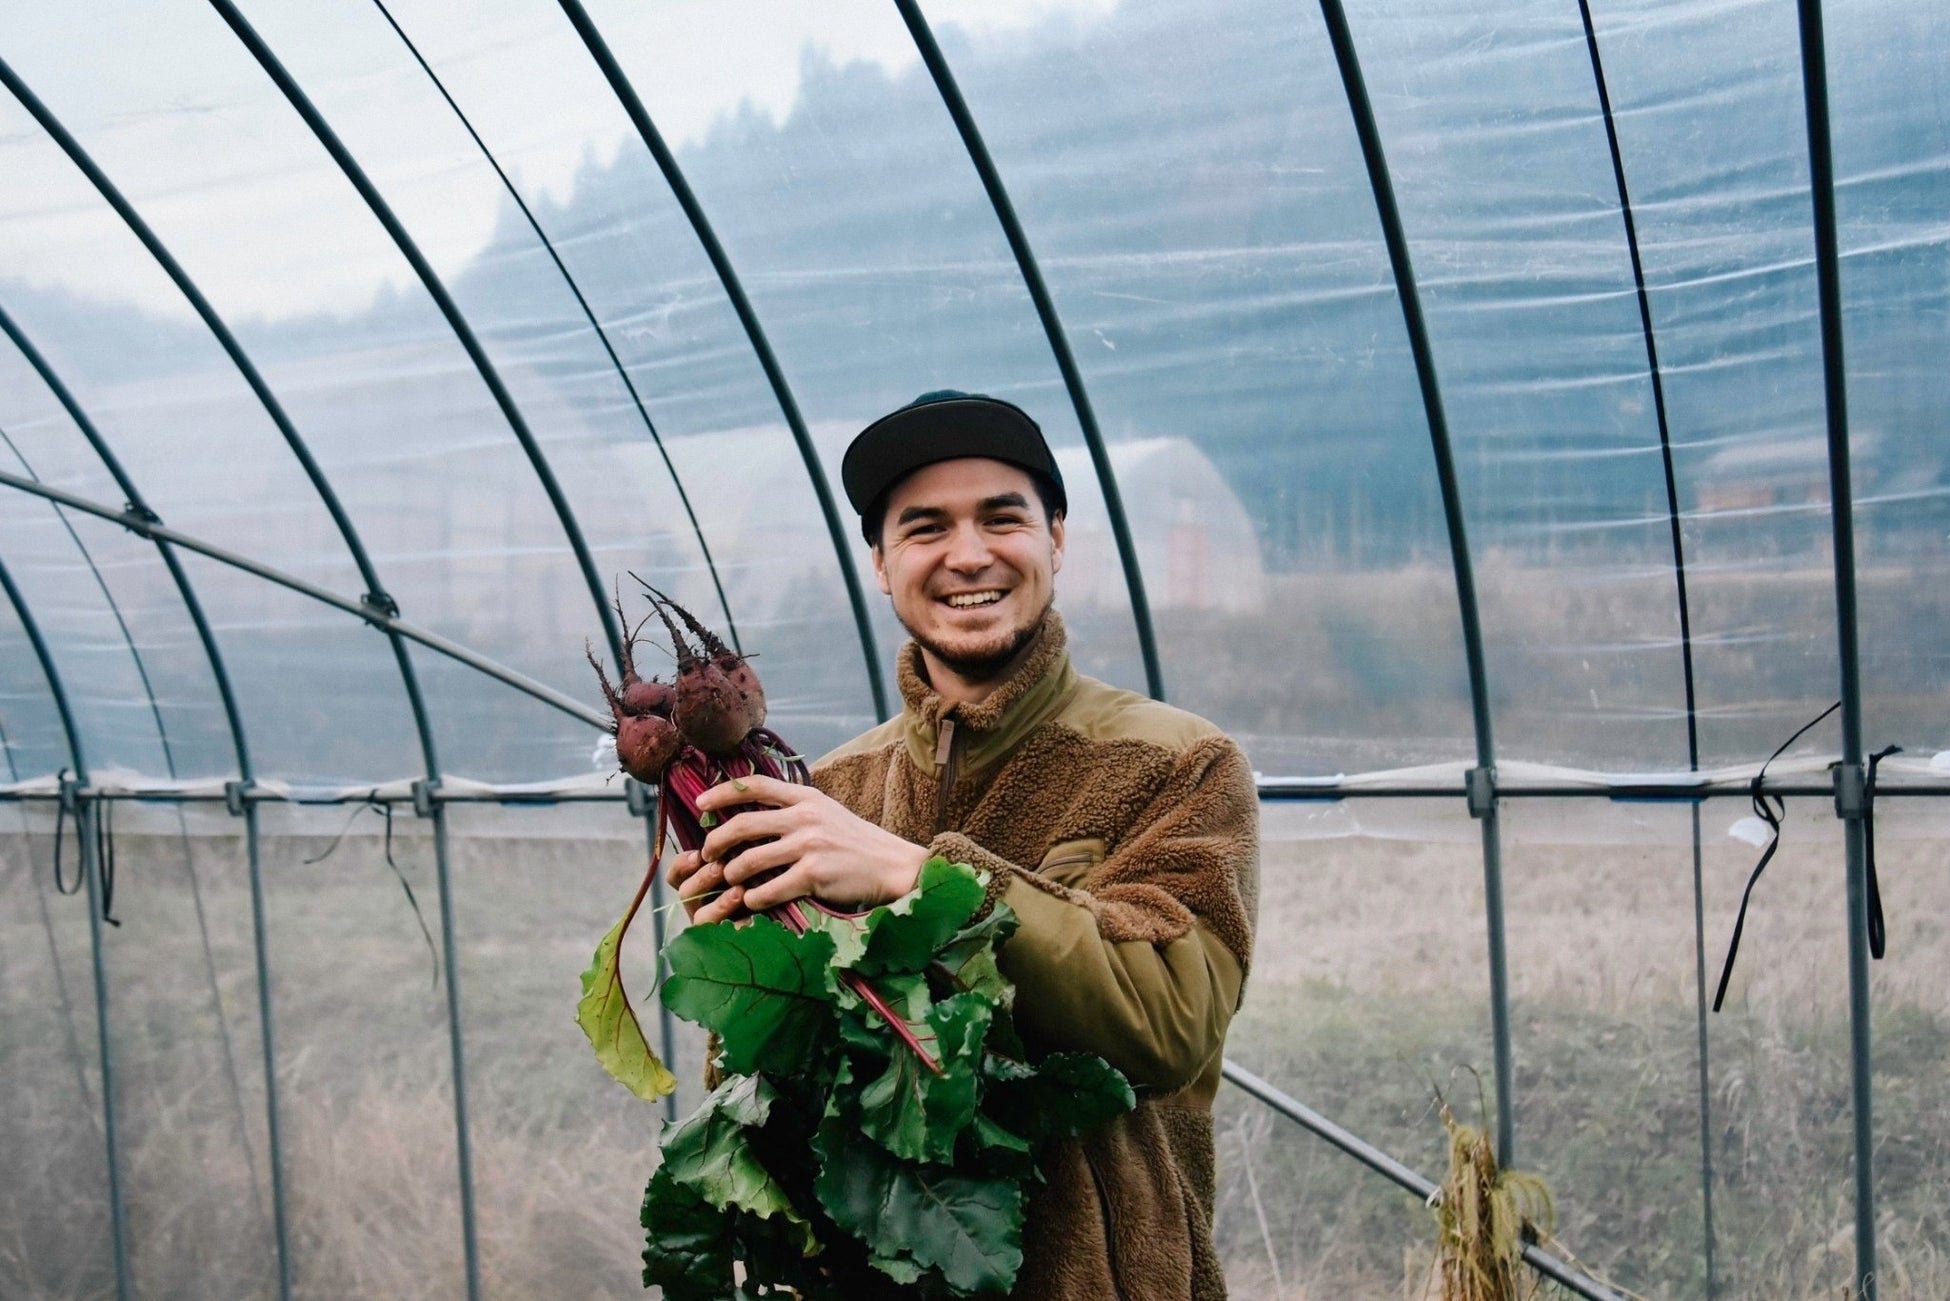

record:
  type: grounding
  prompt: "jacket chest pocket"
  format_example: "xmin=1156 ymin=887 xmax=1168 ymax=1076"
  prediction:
xmin=1036 ymin=837 xmax=1108 ymax=889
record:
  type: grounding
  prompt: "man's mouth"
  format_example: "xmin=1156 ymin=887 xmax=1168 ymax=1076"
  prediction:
xmin=942 ymin=590 xmax=1005 ymax=609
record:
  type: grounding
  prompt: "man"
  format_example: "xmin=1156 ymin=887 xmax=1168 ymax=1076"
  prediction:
xmin=667 ymin=391 xmax=1259 ymax=1300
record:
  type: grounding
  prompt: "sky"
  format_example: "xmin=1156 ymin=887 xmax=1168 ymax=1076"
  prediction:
xmin=0 ymin=0 xmax=1118 ymax=321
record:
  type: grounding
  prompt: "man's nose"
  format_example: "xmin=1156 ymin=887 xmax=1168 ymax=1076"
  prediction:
xmin=945 ymin=523 xmax=994 ymax=571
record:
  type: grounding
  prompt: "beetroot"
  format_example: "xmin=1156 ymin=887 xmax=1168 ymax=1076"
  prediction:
xmin=588 ymin=589 xmax=681 ymax=783
xmin=640 ymin=587 xmax=760 ymax=757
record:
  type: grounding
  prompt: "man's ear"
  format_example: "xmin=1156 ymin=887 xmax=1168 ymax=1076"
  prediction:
xmin=1049 ymin=512 xmax=1065 ymax=575
xmin=871 ymin=543 xmax=891 ymax=596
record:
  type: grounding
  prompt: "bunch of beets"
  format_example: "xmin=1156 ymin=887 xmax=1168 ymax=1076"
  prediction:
xmin=579 ymin=583 xmax=1136 ymax=1297
xmin=587 ymin=580 xmax=939 ymax=1071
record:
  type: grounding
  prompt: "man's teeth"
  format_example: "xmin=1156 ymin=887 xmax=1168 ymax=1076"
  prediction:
xmin=946 ymin=591 xmax=1002 ymax=608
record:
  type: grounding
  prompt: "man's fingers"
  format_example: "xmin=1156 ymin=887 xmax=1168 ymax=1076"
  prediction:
xmin=666 ymin=849 xmax=703 ymax=888
xmin=691 ymin=884 xmax=746 ymax=925
xmin=740 ymin=864 xmax=814 ymax=913
xmin=700 ymin=807 xmax=797 ymax=865
xmin=677 ymin=858 xmax=725 ymax=904
xmin=718 ymin=834 xmax=804 ymax=886
xmin=695 ymin=773 xmax=807 ymax=813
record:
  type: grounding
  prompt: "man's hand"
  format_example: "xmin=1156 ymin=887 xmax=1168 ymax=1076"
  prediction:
xmin=665 ymin=775 xmax=928 ymax=924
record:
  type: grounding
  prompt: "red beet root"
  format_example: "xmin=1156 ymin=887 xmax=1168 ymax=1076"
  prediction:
xmin=616 ymin=712 xmax=681 ymax=782
xmin=587 ymin=585 xmax=683 ymax=781
xmin=640 ymin=591 xmax=755 ymax=757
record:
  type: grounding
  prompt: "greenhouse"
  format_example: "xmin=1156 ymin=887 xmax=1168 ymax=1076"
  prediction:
xmin=1 ymin=0 xmax=1944 ymax=1296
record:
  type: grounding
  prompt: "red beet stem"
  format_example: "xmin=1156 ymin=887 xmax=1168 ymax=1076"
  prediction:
xmin=660 ymin=747 xmax=942 ymax=1075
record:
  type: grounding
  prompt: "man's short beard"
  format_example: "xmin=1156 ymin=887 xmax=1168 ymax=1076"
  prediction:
xmin=903 ymin=599 xmax=1050 ymax=683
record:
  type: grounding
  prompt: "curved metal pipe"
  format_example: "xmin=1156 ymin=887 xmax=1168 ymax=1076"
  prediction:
xmin=555 ymin=0 xmax=890 ymax=722
xmin=1569 ymin=7 xmax=1716 ymax=1290
xmin=1311 ymin=0 xmax=1514 ymax=1166
xmin=0 ymin=51 xmax=476 ymax=1294
xmin=0 ymin=304 xmax=293 ymax=1298
xmin=1793 ymin=1 xmax=1877 ymax=1293
xmin=367 ymin=0 xmax=741 ymax=654
xmin=0 ymin=423 xmax=178 ymax=775
xmin=0 ymin=552 xmax=129 ymax=1301
xmin=0 ymin=470 xmax=608 ymax=731
xmin=892 ymin=0 xmax=1164 ymax=700
xmin=208 ymin=0 xmax=629 ymax=675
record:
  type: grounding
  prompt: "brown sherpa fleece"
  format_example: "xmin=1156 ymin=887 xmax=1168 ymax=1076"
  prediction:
xmin=813 ymin=611 xmax=1259 ymax=1300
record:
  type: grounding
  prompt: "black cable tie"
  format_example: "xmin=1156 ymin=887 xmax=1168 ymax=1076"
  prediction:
xmin=1864 ymin=744 xmax=1901 ymax=960
xmin=1712 ymin=701 xmax=1840 ymax=1013
xmin=99 ymin=798 xmax=120 ymax=928
xmin=52 ymin=771 xmax=82 ymax=896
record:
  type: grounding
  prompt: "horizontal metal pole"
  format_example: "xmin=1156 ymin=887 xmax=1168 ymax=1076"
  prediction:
xmin=1222 ymin=1061 xmax=1625 ymax=1301
xmin=1259 ymin=778 xmax=1950 ymax=801
xmin=8 ymin=777 xmax=1950 ymax=808
xmin=0 ymin=788 xmax=632 ymax=807
xmin=0 ymin=469 xmax=608 ymax=732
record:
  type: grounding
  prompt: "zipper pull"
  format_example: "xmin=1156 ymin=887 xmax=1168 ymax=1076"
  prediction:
xmin=933 ymin=717 xmax=960 ymax=836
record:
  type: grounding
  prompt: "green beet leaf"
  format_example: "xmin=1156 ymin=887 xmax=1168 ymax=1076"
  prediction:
xmin=931 ymin=901 xmax=1018 ymax=1006
xmin=640 ymin=1164 xmax=736 ymax=1299
xmin=813 ymin=1117 xmax=1024 ymax=1295
xmin=856 ymin=859 xmax=987 ymax=976
xmin=1020 ymin=1052 xmax=1138 ymax=1141
xmin=856 ymin=993 xmax=992 ymax=1164
xmin=576 ymin=912 xmax=677 ymax=1103
xmin=661 ymin=915 xmax=838 ymax=1076
xmin=659 ymin=1076 xmax=816 ymax=1255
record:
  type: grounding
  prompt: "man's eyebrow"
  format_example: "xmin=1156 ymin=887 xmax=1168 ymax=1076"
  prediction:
xmin=978 ymin=493 xmax=1031 ymax=512
xmin=895 ymin=504 xmax=949 ymax=527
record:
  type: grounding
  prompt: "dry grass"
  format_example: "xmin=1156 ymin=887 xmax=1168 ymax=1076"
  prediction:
xmin=3 ymin=801 xmax=1946 ymax=1298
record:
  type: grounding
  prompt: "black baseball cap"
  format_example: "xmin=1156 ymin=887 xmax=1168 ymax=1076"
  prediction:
xmin=842 ymin=391 xmax=1067 ymax=535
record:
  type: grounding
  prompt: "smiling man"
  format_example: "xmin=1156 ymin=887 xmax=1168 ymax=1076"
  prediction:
xmin=668 ymin=391 xmax=1259 ymax=1300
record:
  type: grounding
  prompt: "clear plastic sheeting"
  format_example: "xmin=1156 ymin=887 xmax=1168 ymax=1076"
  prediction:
xmin=915 ymin=0 xmax=1478 ymax=774
xmin=1349 ymin=0 xmax=1693 ymax=770
xmin=1825 ymin=0 xmax=1950 ymax=762
xmin=2 ymin=1 xmax=1949 ymax=1298
xmin=1586 ymin=0 xmax=1843 ymax=768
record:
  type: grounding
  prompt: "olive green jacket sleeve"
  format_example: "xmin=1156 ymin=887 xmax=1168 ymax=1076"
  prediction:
xmin=927 ymin=734 xmax=1258 ymax=1094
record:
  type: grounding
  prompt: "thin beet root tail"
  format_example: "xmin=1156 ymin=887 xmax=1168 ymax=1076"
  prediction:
xmin=610 ymin=579 xmax=643 ymax=684
xmin=585 ymin=640 xmax=623 ymax=727
xmin=640 ymin=581 xmax=735 ymax=661
xmin=641 ymin=589 xmax=703 ymax=673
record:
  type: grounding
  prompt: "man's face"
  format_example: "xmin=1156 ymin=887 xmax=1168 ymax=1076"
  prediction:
xmin=871 ymin=457 xmax=1065 ymax=680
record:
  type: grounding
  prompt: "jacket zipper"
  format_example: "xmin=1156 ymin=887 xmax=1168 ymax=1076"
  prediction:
xmin=932 ymin=717 xmax=961 ymax=836
xmin=1083 ymin=1148 xmax=1131 ymax=1301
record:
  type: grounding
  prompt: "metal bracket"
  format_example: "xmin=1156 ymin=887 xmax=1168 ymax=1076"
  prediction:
xmin=1834 ymin=760 xmax=1867 ymax=821
xmin=224 ymin=780 xmax=253 ymax=818
xmin=411 ymin=779 xmax=438 ymax=819
xmin=361 ymin=590 xmax=400 ymax=621
xmin=625 ymin=778 xmax=656 ymax=819
xmin=1466 ymin=766 xmax=1497 ymax=819
xmin=121 ymin=502 xmax=161 ymax=530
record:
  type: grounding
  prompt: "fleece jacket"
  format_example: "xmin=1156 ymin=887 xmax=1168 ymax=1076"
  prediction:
xmin=814 ymin=610 xmax=1261 ymax=1300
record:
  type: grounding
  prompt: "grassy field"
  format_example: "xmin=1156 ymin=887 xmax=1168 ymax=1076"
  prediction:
xmin=3 ymin=801 xmax=1945 ymax=1298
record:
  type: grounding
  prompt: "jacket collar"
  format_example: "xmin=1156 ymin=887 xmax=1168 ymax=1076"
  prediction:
xmin=897 ymin=610 xmax=1077 ymax=776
